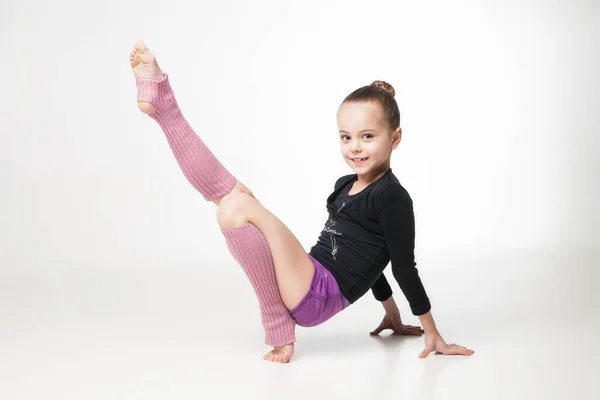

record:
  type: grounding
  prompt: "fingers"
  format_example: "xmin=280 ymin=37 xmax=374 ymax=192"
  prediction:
xmin=419 ymin=346 xmax=434 ymax=358
xmin=391 ymin=327 xmax=422 ymax=336
xmin=444 ymin=344 xmax=475 ymax=356
xmin=457 ymin=345 xmax=475 ymax=355
xmin=419 ymin=343 xmax=475 ymax=358
xmin=400 ymin=325 xmax=424 ymax=334
xmin=404 ymin=327 xmax=424 ymax=336
xmin=370 ymin=321 xmax=390 ymax=336
xmin=370 ymin=326 xmax=385 ymax=335
xmin=448 ymin=348 xmax=473 ymax=356
xmin=372 ymin=322 xmax=425 ymax=337
xmin=395 ymin=325 xmax=424 ymax=335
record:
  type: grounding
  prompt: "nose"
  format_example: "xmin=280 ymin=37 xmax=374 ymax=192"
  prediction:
xmin=350 ymin=140 xmax=361 ymax=153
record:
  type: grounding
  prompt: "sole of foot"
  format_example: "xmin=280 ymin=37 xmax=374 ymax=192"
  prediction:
xmin=129 ymin=40 xmax=164 ymax=114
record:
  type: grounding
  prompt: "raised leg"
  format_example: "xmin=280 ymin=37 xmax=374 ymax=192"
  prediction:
xmin=130 ymin=41 xmax=309 ymax=363
xmin=130 ymin=40 xmax=251 ymax=205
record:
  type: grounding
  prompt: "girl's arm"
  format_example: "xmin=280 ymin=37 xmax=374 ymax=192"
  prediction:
xmin=381 ymin=295 xmax=400 ymax=315
xmin=371 ymin=272 xmax=393 ymax=302
xmin=377 ymin=187 xmax=431 ymax=316
xmin=377 ymin=296 xmax=475 ymax=357
xmin=417 ymin=310 xmax=438 ymax=334
xmin=377 ymin=186 xmax=474 ymax=356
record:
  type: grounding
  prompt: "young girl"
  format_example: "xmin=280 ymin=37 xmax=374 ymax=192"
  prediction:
xmin=129 ymin=40 xmax=474 ymax=363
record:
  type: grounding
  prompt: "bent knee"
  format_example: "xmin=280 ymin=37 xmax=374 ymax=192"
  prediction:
xmin=220 ymin=182 xmax=255 ymax=204
xmin=216 ymin=192 xmax=254 ymax=229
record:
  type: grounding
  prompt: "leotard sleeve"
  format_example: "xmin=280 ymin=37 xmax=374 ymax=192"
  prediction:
xmin=371 ymin=272 xmax=393 ymax=301
xmin=377 ymin=186 xmax=431 ymax=315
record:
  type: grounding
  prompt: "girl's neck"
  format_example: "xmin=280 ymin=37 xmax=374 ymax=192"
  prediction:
xmin=355 ymin=163 xmax=391 ymax=186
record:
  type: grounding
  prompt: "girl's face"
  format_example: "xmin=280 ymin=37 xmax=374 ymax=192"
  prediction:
xmin=337 ymin=101 xmax=401 ymax=178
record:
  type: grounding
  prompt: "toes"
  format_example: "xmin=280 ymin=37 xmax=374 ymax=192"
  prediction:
xmin=263 ymin=349 xmax=293 ymax=363
xmin=135 ymin=40 xmax=148 ymax=53
xmin=130 ymin=50 xmax=140 ymax=66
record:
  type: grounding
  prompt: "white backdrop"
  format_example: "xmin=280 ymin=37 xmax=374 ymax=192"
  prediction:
xmin=2 ymin=0 xmax=598 ymax=273
xmin=0 ymin=0 xmax=599 ymax=398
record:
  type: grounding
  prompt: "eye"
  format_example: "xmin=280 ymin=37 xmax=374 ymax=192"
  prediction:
xmin=341 ymin=134 xmax=373 ymax=140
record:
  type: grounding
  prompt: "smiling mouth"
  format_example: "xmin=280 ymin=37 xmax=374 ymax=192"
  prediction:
xmin=351 ymin=157 xmax=369 ymax=164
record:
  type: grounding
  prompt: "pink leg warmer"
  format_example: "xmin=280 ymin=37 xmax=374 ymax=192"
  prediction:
xmin=221 ymin=223 xmax=297 ymax=347
xmin=136 ymin=73 xmax=237 ymax=202
xmin=135 ymin=75 xmax=295 ymax=346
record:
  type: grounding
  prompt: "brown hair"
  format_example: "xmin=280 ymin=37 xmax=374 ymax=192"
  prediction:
xmin=341 ymin=80 xmax=400 ymax=131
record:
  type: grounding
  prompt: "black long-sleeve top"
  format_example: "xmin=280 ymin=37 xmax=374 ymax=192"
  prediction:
xmin=309 ymin=168 xmax=431 ymax=315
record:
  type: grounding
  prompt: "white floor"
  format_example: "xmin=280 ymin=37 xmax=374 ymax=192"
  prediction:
xmin=1 ymin=247 xmax=598 ymax=400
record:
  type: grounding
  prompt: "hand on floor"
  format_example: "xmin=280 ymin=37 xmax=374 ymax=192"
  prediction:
xmin=419 ymin=332 xmax=475 ymax=358
xmin=370 ymin=312 xmax=425 ymax=336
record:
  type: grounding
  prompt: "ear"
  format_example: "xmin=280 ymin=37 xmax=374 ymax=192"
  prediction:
xmin=391 ymin=127 xmax=402 ymax=148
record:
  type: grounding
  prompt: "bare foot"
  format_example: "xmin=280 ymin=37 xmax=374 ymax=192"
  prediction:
xmin=263 ymin=343 xmax=294 ymax=363
xmin=129 ymin=40 xmax=164 ymax=114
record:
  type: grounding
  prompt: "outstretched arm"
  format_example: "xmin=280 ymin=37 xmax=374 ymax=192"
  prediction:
xmin=377 ymin=186 xmax=431 ymax=315
xmin=378 ymin=186 xmax=474 ymax=357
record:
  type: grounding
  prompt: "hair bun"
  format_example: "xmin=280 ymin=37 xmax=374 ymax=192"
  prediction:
xmin=370 ymin=80 xmax=395 ymax=97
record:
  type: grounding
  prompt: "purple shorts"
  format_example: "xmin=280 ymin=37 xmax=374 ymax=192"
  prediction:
xmin=290 ymin=253 xmax=351 ymax=327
